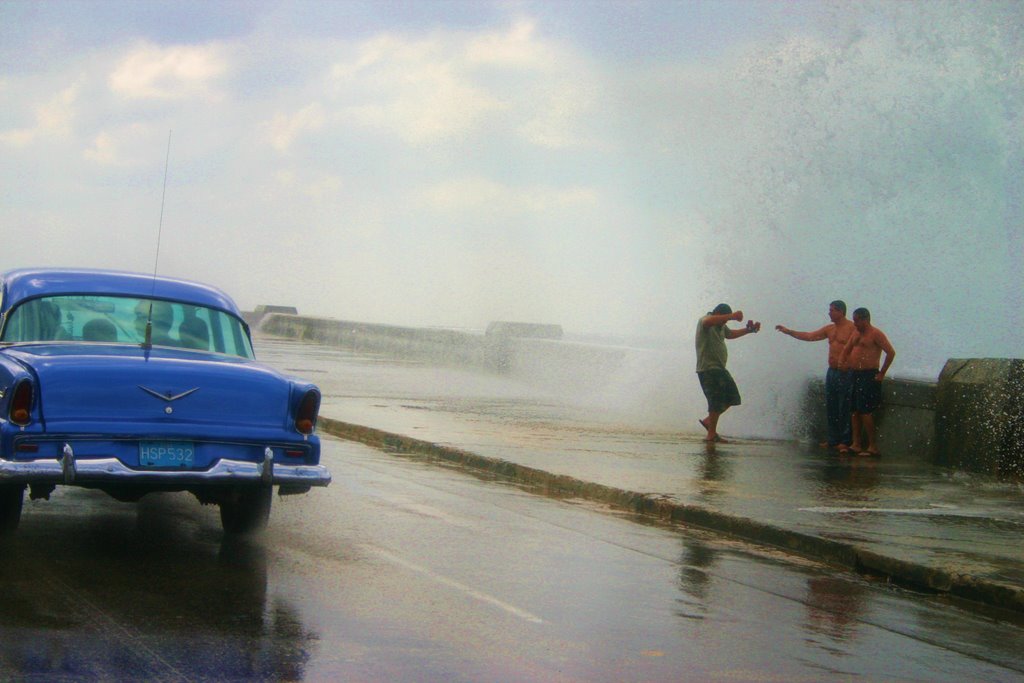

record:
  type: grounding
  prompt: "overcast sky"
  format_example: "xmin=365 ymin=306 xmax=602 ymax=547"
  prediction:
xmin=2 ymin=1 xmax=1021 ymax=377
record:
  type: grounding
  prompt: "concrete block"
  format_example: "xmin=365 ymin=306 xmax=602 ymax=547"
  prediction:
xmin=875 ymin=379 xmax=937 ymax=460
xmin=801 ymin=377 xmax=937 ymax=460
xmin=936 ymin=359 xmax=1024 ymax=476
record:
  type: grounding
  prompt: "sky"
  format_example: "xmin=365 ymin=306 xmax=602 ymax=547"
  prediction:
xmin=2 ymin=0 xmax=1022 ymax=381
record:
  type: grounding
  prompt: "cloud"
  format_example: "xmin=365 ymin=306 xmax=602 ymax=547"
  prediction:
xmin=322 ymin=20 xmax=597 ymax=149
xmin=272 ymin=166 xmax=344 ymax=201
xmin=465 ymin=18 xmax=551 ymax=67
xmin=109 ymin=42 xmax=229 ymax=100
xmin=518 ymin=82 xmax=601 ymax=149
xmin=82 ymin=123 xmax=167 ymax=166
xmin=263 ymin=103 xmax=327 ymax=153
xmin=0 ymin=82 xmax=80 ymax=146
xmin=329 ymin=33 xmax=504 ymax=145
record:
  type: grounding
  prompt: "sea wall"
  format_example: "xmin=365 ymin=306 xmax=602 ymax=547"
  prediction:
xmin=801 ymin=377 xmax=937 ymax=461
xmin=935 ymin=359 xmax=1024 ymax=477
xmin=258 ymin=314 xmax=489 ymax=367
xmin=254 ymin=312 xmax=1022 ymax=476
xmin=258 ymin=313 xmax=626 ymax=385
xmin=800 ymin=362 xmax=1024 ymax=476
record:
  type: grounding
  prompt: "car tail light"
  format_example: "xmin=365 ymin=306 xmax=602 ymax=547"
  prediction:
xmin=9 ymin=380 xmax=33 ymax=426
xmin=295 ymin=389 xmax=319 ymax=435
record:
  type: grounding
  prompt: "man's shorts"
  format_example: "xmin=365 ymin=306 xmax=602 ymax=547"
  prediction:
xmin=851 ymin=369 xmax=882 ymax=413
xmin=697 ymin=369 xmax=742 ymax=414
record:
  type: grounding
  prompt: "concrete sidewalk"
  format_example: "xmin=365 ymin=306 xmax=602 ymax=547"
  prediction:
xmin=315 ymin=405 xmax=1024 ymax=616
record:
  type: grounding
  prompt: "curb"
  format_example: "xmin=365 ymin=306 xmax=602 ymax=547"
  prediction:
xmin=318 ymin=416 xmax=1024 ymax=615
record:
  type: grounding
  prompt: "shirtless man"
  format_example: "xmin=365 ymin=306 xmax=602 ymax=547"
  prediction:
xmin=776 ymin=300 xmax=856 ymax=450
xmin=839 ymin=308 xmax=895 ymax=456
xmin=696 ymin=303 xmax=761 ymax=443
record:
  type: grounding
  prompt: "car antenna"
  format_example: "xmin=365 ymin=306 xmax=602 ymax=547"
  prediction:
xmin=144 ymin=130 xmax=172 ymax=349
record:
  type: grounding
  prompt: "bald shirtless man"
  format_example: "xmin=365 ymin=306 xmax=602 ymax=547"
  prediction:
xmin=839 ymin=308 xmax=895 ymax=456
xmin=776 ymin=300 xmax=856 ymax=450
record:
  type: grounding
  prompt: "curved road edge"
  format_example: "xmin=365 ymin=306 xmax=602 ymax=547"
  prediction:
xmin=317 ymin=416 xmax=1024 ymax=616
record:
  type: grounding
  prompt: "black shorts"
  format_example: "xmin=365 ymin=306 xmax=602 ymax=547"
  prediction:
xmin=851 ymin=369 xmax=882 ymax=413
xmin=698 ymin=369 xmax=742 ymax=414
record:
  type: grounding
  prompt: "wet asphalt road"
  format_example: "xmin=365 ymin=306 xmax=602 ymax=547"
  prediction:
xmin=2 ymin=435 xmax=1022 ymax=682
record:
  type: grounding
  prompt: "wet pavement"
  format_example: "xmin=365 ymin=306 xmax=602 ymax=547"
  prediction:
xmin=9 ymin=438 xmax=1022 ymax=682
xmin=257 ymin=337 xmax=1024 ymax=615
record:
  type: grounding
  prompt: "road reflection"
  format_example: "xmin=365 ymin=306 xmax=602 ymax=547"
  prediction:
xmin=815 ymin=456 xmax=881 ymax=502
xmin=803 ymin=576 xmax=867 ymax=642
xmin=696 ymin=444 xmax=734 ymax=501
xmin=0 ymin=492 xmax=315 ymax=681
xmin=676 ymin=536 xmax=717 ymax=616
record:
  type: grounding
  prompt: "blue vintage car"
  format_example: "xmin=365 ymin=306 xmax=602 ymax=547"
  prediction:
xmin=0 ymin=268 xmax=330 ymax=534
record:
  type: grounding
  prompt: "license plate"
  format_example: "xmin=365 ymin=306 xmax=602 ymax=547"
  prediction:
xmin=140 ymin=441 xmax=195 ymax=468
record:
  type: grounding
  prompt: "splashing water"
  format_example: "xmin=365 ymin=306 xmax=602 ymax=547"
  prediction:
xmin=546 ymin=3 xmax=1023 ymax=439
xmin=687 ymin=2 xmax=1022 ymax=377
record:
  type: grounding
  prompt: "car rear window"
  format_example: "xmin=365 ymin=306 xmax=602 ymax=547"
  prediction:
xmin=1 ymin=295 xmax=255 ymax=359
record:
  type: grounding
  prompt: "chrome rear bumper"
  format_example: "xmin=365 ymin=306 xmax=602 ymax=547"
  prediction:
xmin=0 ymin=444 xmax=331 ymax=488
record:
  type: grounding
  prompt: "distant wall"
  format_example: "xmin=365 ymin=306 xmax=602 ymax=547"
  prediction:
xmin=259 ymin=314 xmax=490 ymax=367
xmin=242 ymin=305 xmax=298 ymax=329
xmin=257 ymin=314 xmax=620 ymax=382
xmin=254 ymin=305 xmax=298 ymax=315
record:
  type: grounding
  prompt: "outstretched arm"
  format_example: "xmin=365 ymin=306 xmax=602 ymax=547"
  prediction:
xmin=775 ymin=324 xmax=830 ymax=342
xmin=726 ymin=319 xmax=761 ymax=339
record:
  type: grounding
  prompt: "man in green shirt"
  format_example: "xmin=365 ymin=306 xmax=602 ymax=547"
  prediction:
xmin=696 ymin=303 xmax=760 ymax=443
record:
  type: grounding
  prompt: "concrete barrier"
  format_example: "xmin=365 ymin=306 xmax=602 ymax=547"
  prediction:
xmin=242 ymin=305 xmax=299 ymax=329
xmin=257 ymin=313 xmax=622 ymax=382
xmin=255 ymin=304 xmax=298 ymax=316
xmin=802 ymin=362 xmax=1024 ymax=477
xmin=259 ymin=314 xmax=490 ymax=367
xmin=936 ymin=359 xmax=1024 ymax=477
xmin=801 ymin=377 xmax=938 ymax=461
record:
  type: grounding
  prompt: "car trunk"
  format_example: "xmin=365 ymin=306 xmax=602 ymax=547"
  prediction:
xmin=8 ymin=345 xmax=290 ymax=434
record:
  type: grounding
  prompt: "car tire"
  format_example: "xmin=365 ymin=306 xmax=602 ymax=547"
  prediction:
xmin=220 ymin=486 xmax=272 ymax=534
xmin=0 ymin=484 xmax=25 ymax=535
